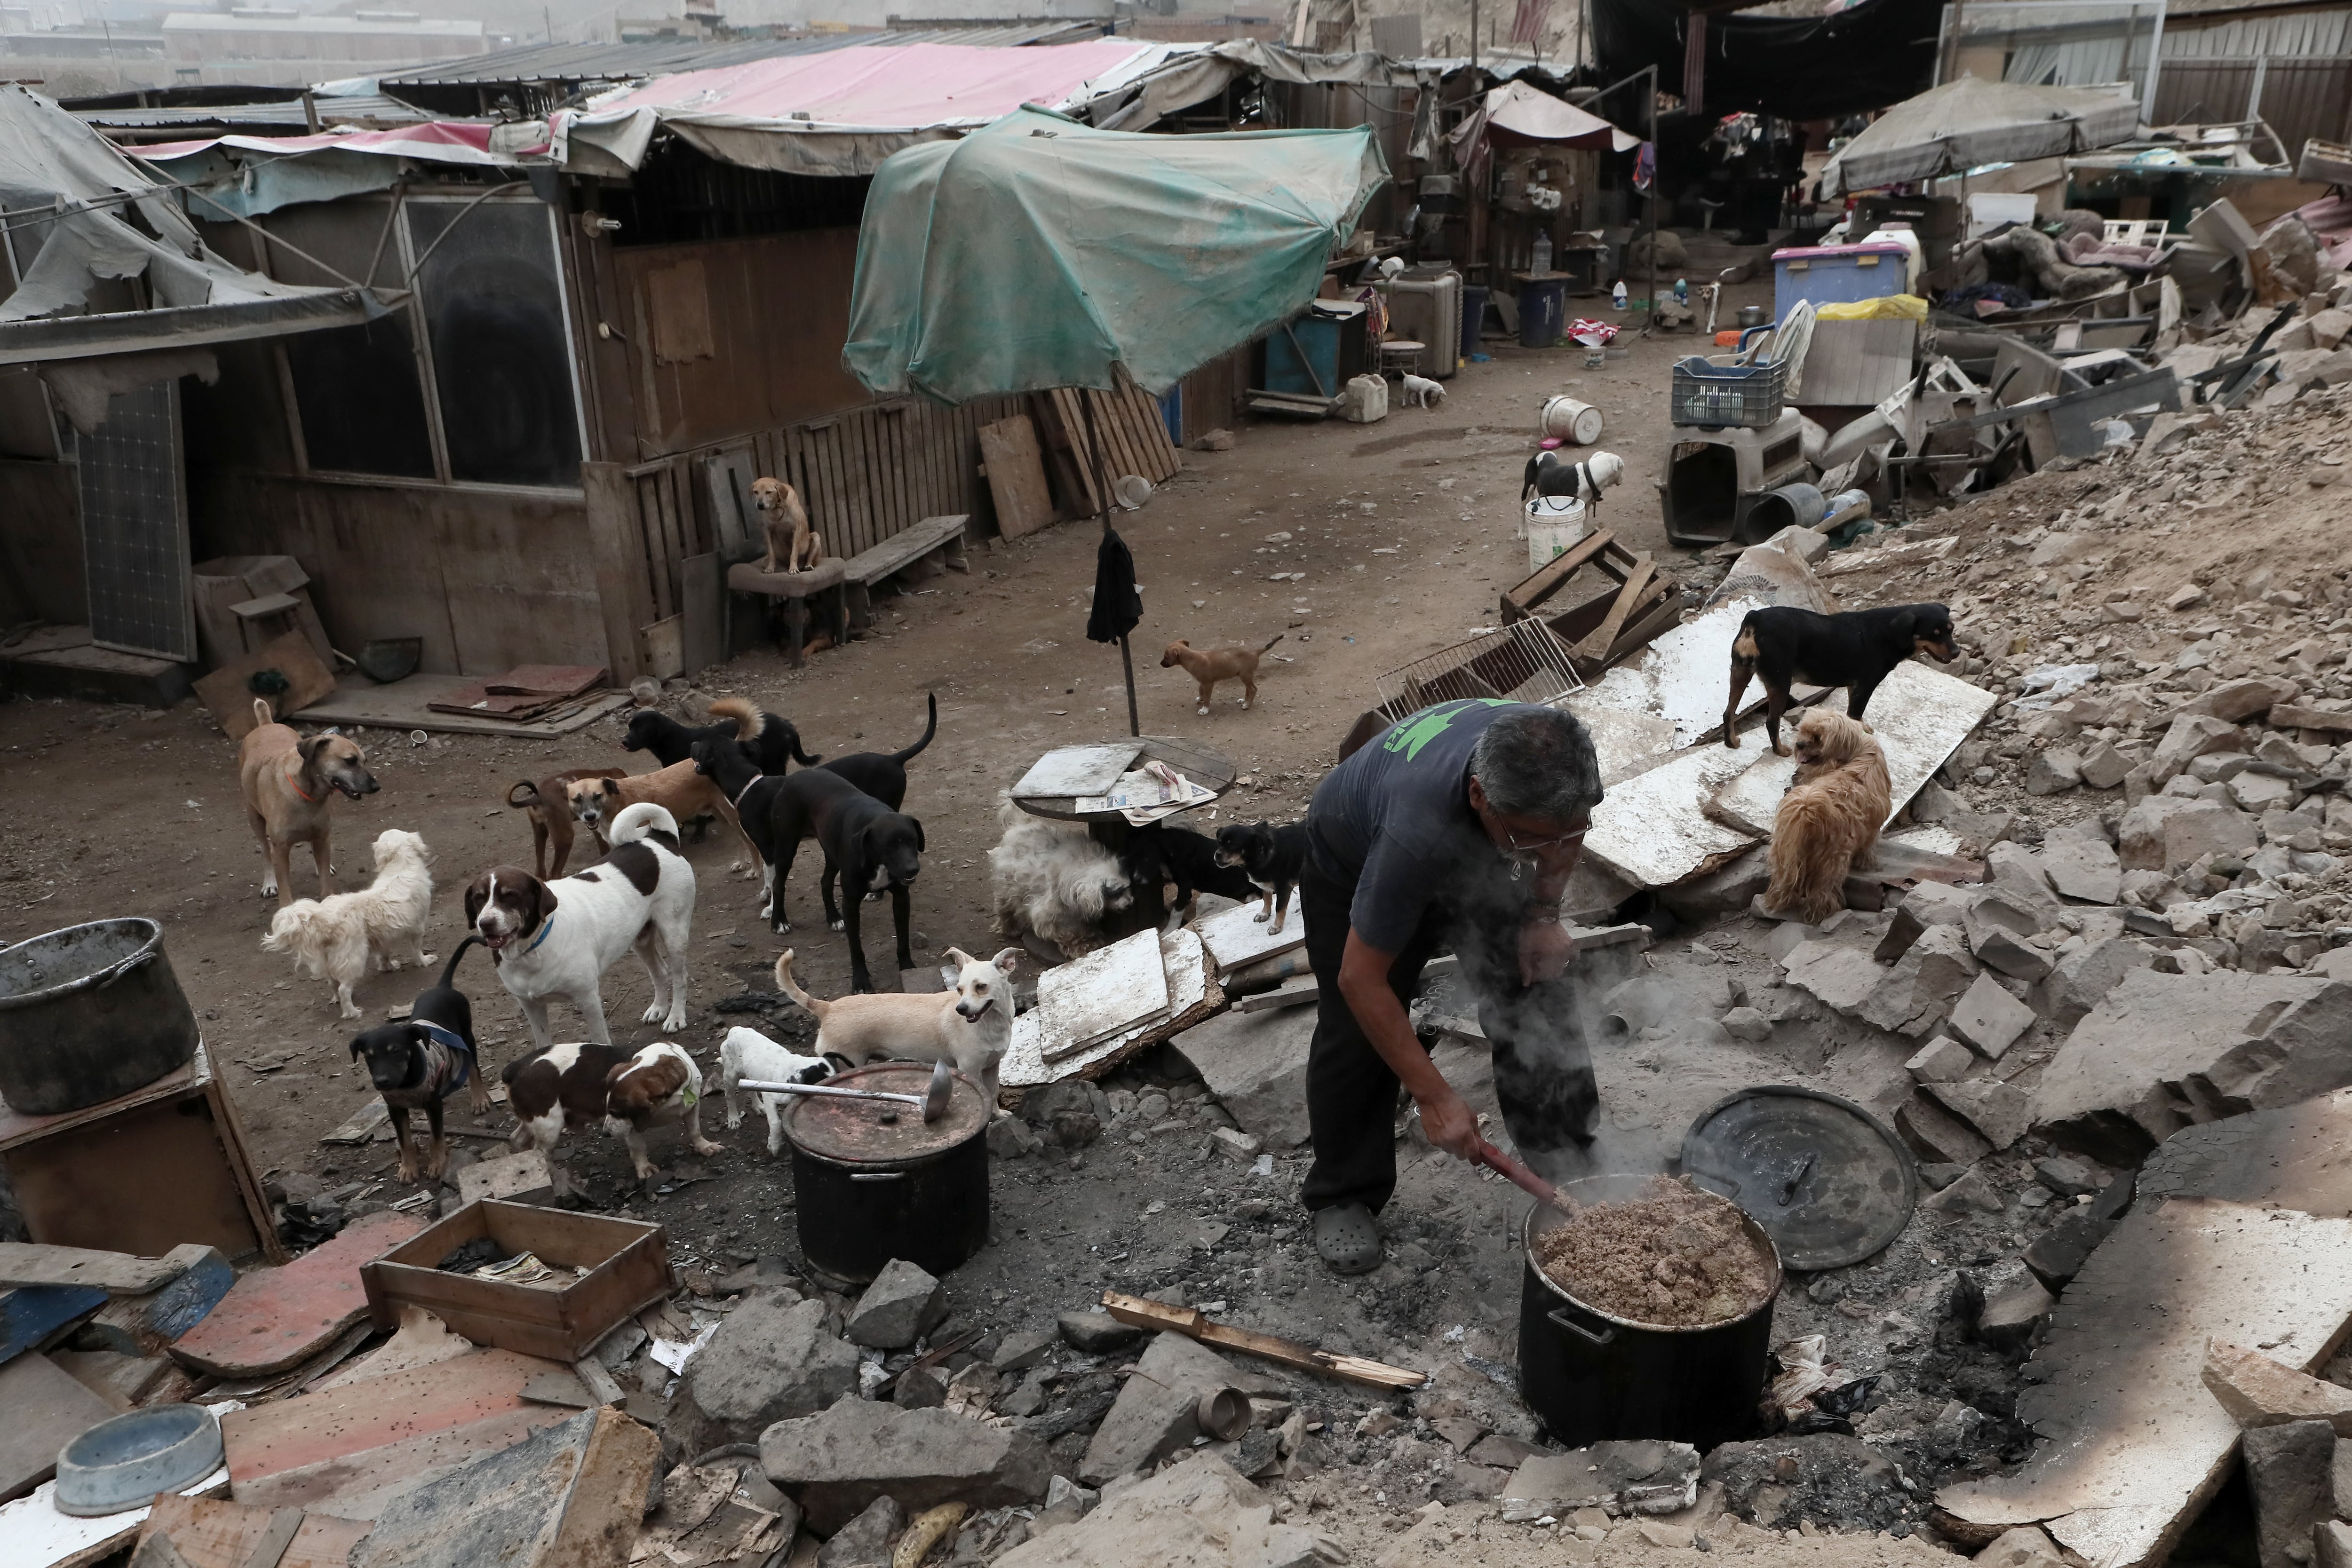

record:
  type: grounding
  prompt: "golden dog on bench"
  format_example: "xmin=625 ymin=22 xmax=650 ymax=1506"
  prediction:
xmin=750 ymin=476 xmax=824 ymax=575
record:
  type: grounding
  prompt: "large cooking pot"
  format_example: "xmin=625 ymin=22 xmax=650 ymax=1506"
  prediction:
xmin=0 ymin=919 xmax=199 ymax=1116
xmin=1518 ymin=1174 xmax=1780 ymax=1451
xmin=783 ymin=1061 xmax=991 ymax=1289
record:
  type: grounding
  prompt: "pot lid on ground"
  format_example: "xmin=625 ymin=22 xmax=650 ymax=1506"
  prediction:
xmin=1679 ymin=1085 xmax=1918 ymax=1272
xmin=783 ymin=1061 xmax=991 ymax=1164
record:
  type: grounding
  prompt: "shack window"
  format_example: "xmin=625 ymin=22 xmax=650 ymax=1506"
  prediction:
xmin=259 ymin=200 xmax=436 ymax=479
xmin=604 ymin=138 xmax=870 ymax=246
xmin=405 ymin=198 xmax=583 ymax=488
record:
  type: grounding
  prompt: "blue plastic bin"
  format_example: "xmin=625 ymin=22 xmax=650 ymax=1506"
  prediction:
xmin=1517 ymin=275 xmax=1568 ymax=348
xmin=1772 ymin=242 xmax=1908 ymax=320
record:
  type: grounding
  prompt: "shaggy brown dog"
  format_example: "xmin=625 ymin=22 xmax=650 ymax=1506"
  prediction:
xmin=751 ymin=475 xmax=823 ymax=574
xmin=1161 ymin=634 xmax=1283 ymax=716
xmin=1763 ymin=708 xmax=1892 ymax=924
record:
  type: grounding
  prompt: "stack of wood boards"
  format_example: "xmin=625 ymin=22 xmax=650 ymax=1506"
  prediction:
xmin=1004 ymin=929 xmax=1219 ymax=1088
xmin=1498 ymin=530 xmax=1679 ymax=675
xmin=427 ymin=665 xmax=607 ymax=722
xmin=1030 ymin=385 xmax=1181 ymax=519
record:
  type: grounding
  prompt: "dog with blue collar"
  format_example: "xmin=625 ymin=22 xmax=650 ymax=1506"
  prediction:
xmin=350 ymin=937 xmax=487 ymax=1184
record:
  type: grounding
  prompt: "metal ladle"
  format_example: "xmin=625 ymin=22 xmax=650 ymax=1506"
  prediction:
xmin=736 ymin=1058 xmax=953 ymax=1124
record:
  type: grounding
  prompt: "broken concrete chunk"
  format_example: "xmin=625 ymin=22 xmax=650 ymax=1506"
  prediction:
xmin=666 ymin=1293 xmax=858 ymax=1459
xmin=1856 ymin=924 xmax=1979 ymax=1038
xmin=1927 ymin=1078 xmax=2034 ymax=1151
xmin=2025 ymin=750 xmax=2082 ymax=796
xmin=2034 ymin=1156 xmax=2100 ymax=1197
xmin=846 ymin=1259 xmax=947 ymax=1350
xmin=1898 ymin=1092 xmax=1995 ymax=1167
xmin=2153 ymin=713 xmax=2247 ymax=785
xmin=2040 ymin=830 xmax=2123 ymax=905
xmin=1907 ymin=1036 xmax=1976 ymax=1084
xmin=2321 ymin=1522 xmax=2352 ymax=1568
xmin=1977 ymin=1524 xmax=2069 ymax=1568
xmin=1057 ymin=1312 xmax=1142 ymax=1354
xmin=1169 ymin=1006 xmax=1315 ymax=1152
xmin=1719 ymin=1006 xmax=1772 ymax=1043
xmin=2171 ymin=677 xmax=2296 ymax=725
xmin=816 ymin=1494 xmax=905 ymax=1568
xmin=760 ymin=1398 xmax=1050 ymax=1535
xmin=2245 ymin=1419 xmax=2337 ymax=1568
xmin=1500 ymin=1440 xmax=1700 ymax=1520
xmin=2121 ymin=795 xmax=2259 ymax=872
xmin=1948 ymin=973 xmax=2037 ymax=1060
xmin=1925 ymin=1168 xmax=2005 ymax=1217
xmin=1976 ymin=1278 xmax=2057 ymax=1352
xmin=992 ymin=1455 xmax=1335 ymax=1568
xmin=991 ymin=1330 xmax=1056 ymax=1375
xmin=2230 ymin=772 xmax=2299 ymax=815
xmin=2023 ymin=1213 xmax=2114 ymax=1292
xmin=2032 ymin=938 xmax=2156 ymax=1031
xmin=1080 ymin=1332 xmax=1263 ymax=1486
xmin=354 ymin=1406 xmax=660 ymax=1568
xmin=1970 ymin=927 xmax=2054 ymax=982
xmin=2079 ymin=741 xmax=2138 ymax=791
xmin=2203 ymin=1341 xmax=2352 ymax=1434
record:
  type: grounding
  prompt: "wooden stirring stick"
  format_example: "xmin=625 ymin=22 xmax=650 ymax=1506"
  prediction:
xmin=1471 ymin=1137 xmax=1581 ymax=1217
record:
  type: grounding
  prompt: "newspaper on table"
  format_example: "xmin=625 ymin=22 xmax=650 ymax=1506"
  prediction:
xmin=1075 ymin=760 xmax=1216 ymax=824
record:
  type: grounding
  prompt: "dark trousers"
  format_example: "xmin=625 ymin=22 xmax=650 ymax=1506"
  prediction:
xmin=1298 ymin=856 xmax=1599 ymax=1216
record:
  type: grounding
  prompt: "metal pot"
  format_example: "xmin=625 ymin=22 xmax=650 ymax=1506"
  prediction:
xmin=783 ymin=1061 xmax=991 ymax=1289
xmin=0 ymin=919 xmax=198 ymax=1115
xmin=1518 ymin=1175 xmax=1780 ymax=1451
xmin=1736 ymin=304 xmax=1769 ymax=330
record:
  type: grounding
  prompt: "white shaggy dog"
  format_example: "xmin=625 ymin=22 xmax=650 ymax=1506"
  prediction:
xmin=773 ymin=945 xmax=1021 ymax=1110
xmin=718 ymin=1025 xmax=832 ymax=1156
xmin=1399 ymin=373 xmax=1446 ymax=408
xmin=261 ymin=828 xmax=435 ymax=1019
xmin=987 ymin=798 xmax=1134 ymax=958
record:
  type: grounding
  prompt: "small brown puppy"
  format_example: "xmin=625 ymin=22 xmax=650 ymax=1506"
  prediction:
xmin=1763 ymin=708 xmax=1892 ymax=925
xmin=1161 ymin=634 xmax=1284 ymax=716
xmin=508 ymin=767 xmax=627 ymax=879
xmin=238 ymin=697 xmax=378 ymax=907
xmin=751 ymin=475 xmax=823 ymax=574
xmin=565 ymin=762 xmax=763 ymax=869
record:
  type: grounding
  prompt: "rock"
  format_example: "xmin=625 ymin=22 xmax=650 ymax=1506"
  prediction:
xmin=1925 ymin=1167 xmax=2004 ymax=1216
xmin=987 ymin=1117 xmax=1044 ymax=1159
xmin=2040 ymin=828 xmax=2123 ymax=905
xmin=1987 ymin=842 xmax=2063 ymax=912
xmin=1947 ymin=972 xmax=2037 ymax=1060
xmin=1896 ymin=1091 xmax=1994 ymax=1166
xmin=1857 ymin=923 xmax=1980 ymax=1037
xmin=2079 ymin=741 xmax=2138 ymax=791
xmin=2244 ymin=1419 xmax=2337 ymax=1568
xmin=816 ymin=1496 xmax=904 ymax=1568
xmin=992 ymin=1455 xmax=1335 ymax=1568
xmin=1208 ymin=1126 xmax=1263 ymax=1162
xmin=1971 ymin=927 xmax=2053 ymax=983
xmin=2197 ymin=982 xmax=2352 ymax=1116
xmin=2034 ymin=1156 xmax=2100 ymax=1197
xmin=2033 ymin=938 xmax=2156 ymax=1030
xmin=1976 ymin=1277 xmax=2057 ymax=1352
xmin=2231 ymin=772 xmax=2299 ymax=814
xmin=1977 ymin=1524 xmax=2069 ymax=1568
xmin=1057 ymin=1312 xmax=1142 ymax=1354
xmin=1899 ymin=880 xmax=1976 ymax=929
xmin=2152 ymin=713 xmax=2247 ymax=785
xmin=992 ymin=1330 xmax=1056 ymax=1375
xmin=2321 ymin=1522 xmax=2352 ymax=1568
xmin=2023 ymin=1213 xmax=2114 ymax=1292
xmin=2121 ymin=796 xmax=2260 ymax=873
xmin=1906 ymin=1035 xmax=1976 ymax=1084
xmin=1081 ymin=1332 xmax=1273 ymax=1486
xmin=1022 ymin=1080 xmax=1105 ymax=1149
xmin=2202 ymin=1340 xmax=2352 ymax=1434
xmin=2171 ymin=676 xmax=2296 ymax=724
xmin=2025 ymin=750 xmax=2082 ymax=795
xmin=1700 ymin=1434 xmax=1910 ymax=1532
xmin=1499 ymin=1441 xmax=1700 ymax=1520
xmin=1927 ymin=1077 xmax=2034 ymax=1150
xmin=1719 ymin=1006 xmax=1772 ymax=1042
xmin=1169 ymin=1006 xmax=1315 ymax=1151
xmin=1779 ymin=940 xmax=1887 ymax=1017
xmin=893 ymin=1364 xmax=948 ymax=1409
xmin=847 ymin=1259 xmax=947 ymax=1350
xmin=667 ymin=1293 xmax=858 ymax=1458
xmin=759 ymin=1398 xmax=1051 ymax=1535
xmin=2167 ymin=584 xmax=2207 ymax=612
xmin=1637 ymin=1522 xmax=1696 ymax=1549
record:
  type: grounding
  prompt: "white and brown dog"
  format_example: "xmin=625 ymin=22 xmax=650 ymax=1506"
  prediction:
xmin=502 ymin=1039 xmax=720 ymax=1196
xmin=237 ymin=697 xmax=377 ymax=907
xmin=772 ymin=945 xmax=1020 ymax=1110
xmin=751 ymin=475 xmax=823 ymax=574
xmin=464 ymin=801 xmax=695 ymax=1055
xmin=262 ymin=827 xmax=436 ymax=1019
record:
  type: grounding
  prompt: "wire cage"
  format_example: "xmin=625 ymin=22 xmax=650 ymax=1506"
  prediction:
xmin=1374 ymin=618 xmax=1587 ymax=718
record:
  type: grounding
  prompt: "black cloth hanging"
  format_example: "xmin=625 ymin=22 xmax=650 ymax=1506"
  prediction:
xmin=1087 ymin=525 xmax=1143 ymax=644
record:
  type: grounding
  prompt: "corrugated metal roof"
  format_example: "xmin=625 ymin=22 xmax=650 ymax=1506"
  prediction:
xmin=74 ymin=92 xmax=435 ymax=129
xmin=376 ymin=22 xmax=1115 ymax=88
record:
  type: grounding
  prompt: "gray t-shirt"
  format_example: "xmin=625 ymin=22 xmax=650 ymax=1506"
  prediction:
xmin=1308 ymin=698 xmax=1541 ymax=951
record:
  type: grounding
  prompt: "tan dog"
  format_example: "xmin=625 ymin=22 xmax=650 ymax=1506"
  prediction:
xmin=773 ymin=945 xmax=1021 ymax=1110
xmin=238 ymin=698 xmax=378 ymax=907
xmin=1763 ymin=709 xmax=1892 ymax=925
xmin=751 ymin=476 xmax=823 ymax=574
xmin=508 ymin=767 xmax=628 ymax=879
xmin=1160 ymin=634 xmax=1283 ymax=716
xmin=565 ymin=762 xmax=763 ymax=869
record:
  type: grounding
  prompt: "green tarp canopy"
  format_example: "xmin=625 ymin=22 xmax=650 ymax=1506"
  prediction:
xmin=843 ymin=105 xmax=1388 ymax=404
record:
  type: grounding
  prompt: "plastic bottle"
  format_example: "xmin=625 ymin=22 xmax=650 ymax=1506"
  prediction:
xmin=1611 ymin=280 xmax=1628 ymax=310
xmin=1531 ymin=231 xmax=1552 ymax=275
xmin=1674 ymin=277 xmax=1688 ymax=304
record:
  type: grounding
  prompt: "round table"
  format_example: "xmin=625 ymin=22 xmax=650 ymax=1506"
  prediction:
xmin=1009 ymin=736 xmax=1239 ymax=932
xmin=1379 ymin=340 xmax=1426 ymax=379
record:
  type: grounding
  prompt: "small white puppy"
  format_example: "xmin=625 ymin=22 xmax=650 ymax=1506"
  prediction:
xmin=261 ymin=828 xmax=434 ymax=1019
xmin=772 ymin=945 xmax=1022 ymax=1110
xmin=718 ymin=1025 xmax=833 ymax=1156
xmin=1399 ymin=373 xmax=1446 ymax=408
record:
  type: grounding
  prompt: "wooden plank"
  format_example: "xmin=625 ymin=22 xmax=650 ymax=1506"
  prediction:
xmin=171 ymin=1212 xmax=424 ymax=1379
xmin=977 ymin=416 xmax=1056 ymax=541
xmin=1500 ymin=528 xmax=1614 ymax=620
xmin=882 ymin=408 xmax=911 ymax=541
xmin=845 ymin=412 xmax=877 ymax=559
xmin=1570 ymin=559 xmax=1655 ymax=665
xmin=0 ymin=1352 xmax=116 ymax=1502
xmin=193 ymin=633 xmax=334 ymax=741
xmin=580 ymin=462 xmax=652 ymax=684
xmin=344 ymin=1406 xmax=658 ymax=1568
xmin=0 ymin=1243 xmax=203 ymax=1295
xmin=139 ymin=1496 xmax=366 ymax=1568
xmin=1100 ymin=1292 xmax=1425 ymax=1390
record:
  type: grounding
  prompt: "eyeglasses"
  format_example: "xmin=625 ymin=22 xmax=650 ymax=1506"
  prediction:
xmin=1493 ymin=821 xmax=1589 ymax=854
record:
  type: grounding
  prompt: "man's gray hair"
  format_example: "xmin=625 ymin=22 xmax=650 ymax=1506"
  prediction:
xmin=1471 ymin=707 xmax=1602 ymax=824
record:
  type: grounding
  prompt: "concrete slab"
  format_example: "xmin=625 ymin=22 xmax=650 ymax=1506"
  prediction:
xmin=1190 ymin=902 xmax=1304 ymax=980
xmin=1572 ymin=598 xmax=1772 ymax=752
xmin=1583 ymin=743 xmax=1761 ymax=890
xmin=0 ymin=1352 xmax=116 ymax=1503
xmin=1170 ymin=1005 xmax=1316 ymax=1151
xmin=173 ymin=1212 xmax=424 ymax=1379
xmin=1003 ymin=931 xmax=1212 ymax=1089
xmin=1938 ymin=1198 xmax=2352 ymax=1568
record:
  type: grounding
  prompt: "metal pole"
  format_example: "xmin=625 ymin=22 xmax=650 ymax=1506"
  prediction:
xmin=2140 ymin=0 xmax=2165 ymax=127
xmin=1079 ymin=387 xmax=1140 ymax=738
xmin=1646 ymin=64 xmax=1658 ymax=333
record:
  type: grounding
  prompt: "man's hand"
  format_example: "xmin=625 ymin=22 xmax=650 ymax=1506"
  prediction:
xmin=1519 ymin=918 xmax=1577 ymax=985
xmin=1415 ymin=1081 xmax=1482 ymax=1161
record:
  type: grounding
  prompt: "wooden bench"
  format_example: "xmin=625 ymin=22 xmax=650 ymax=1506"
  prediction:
xmin=725 ymin=515 xmax=971 ymax=668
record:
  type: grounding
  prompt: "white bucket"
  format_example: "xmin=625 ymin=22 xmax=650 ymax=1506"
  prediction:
xmin=1526 ymin=496 xmax=1588 ymax=574
xmin=1540 ymin=395 xmax=1604 ymax=446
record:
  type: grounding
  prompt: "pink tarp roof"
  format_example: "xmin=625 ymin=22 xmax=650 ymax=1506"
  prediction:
xmin=135 ymin=121 xmax=511 ymax=166
xmin=583 ymin=40 xmax=1146 ymax=129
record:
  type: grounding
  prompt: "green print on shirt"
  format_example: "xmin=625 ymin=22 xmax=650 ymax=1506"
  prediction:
xmin=1382 ymin=698 xmax=1512 ymax=760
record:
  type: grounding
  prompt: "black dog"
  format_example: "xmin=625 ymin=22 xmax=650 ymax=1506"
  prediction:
xmin=623 ymin=695 xmax=818 ymax=776
xmin=348 ymin=938 xmax=485 ymax=1185
xmin=693 ymin=744 xmax=923 ymax=993
xmin=1725 ymin=602 xmax=1958 ymax=756
xmin=1213 ymin=822 xmax=1310 ymax=935
xmin=813 ymin=692 xmax=936 ymax=810
xmin=1125 ymin=823 xmax=1256 ymax=925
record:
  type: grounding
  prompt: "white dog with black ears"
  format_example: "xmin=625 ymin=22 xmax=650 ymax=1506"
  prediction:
xmin=772 ymin=944 xmax=1022 ymax=1111
xmin=717 ymin=1025 xmax=833 ymax=1156
xmin=262 ymin=828 xmax=435 ymax=1019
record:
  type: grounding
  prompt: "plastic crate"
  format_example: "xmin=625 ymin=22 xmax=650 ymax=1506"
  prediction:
xmin=1670 ymin=354 xmax=1786 ymax=430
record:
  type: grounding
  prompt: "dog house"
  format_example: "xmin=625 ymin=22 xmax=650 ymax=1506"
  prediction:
xmin=1661 ymin=408 xmax=1808 ymax=548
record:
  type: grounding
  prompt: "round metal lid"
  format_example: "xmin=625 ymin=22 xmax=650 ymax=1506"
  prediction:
xmin=782 ymin=1061 xmax=991 ymax=1165
xmin=1679 ymin=1085 xmax=1918 ymax=1272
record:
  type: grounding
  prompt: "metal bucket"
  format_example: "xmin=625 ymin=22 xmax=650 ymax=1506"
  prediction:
xmin=1518 ymin=1175 xmax=1779 ymax=1450
xmin=1540 ymin=396 xmax=1605 ymax=446
xmin=0 ymin=919 xmax=199 ymax=1115
xmin=1742 ymin=483 xmax=1828 ymax=538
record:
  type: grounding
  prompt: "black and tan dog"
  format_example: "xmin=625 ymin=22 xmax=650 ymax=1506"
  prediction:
xmin=1724 ymin=603 xmax=1958 ymax=756
xmin=1124 ymin=822 xmax=1256 ymax=925
xmin=348 ymin=937 xmax=486 ymax=1184
xmin=1212 ymin=821 xmax=1310 ymax=934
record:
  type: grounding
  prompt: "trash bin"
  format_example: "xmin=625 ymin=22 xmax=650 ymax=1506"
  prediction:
xmin=1517 ymin=273 xmax=1569 ymax=349
xmin=1461 ymin=283 xmax=1490 ymax=352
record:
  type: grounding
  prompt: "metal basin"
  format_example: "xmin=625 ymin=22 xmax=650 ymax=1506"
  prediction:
xmin=356 ymin=637 xmax=423 ymax=683
xmin=54 ymin=1403 xmax=222 ymax=1516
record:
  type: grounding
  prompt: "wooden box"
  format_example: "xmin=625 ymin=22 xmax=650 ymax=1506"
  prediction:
xmin=359 ymin=1200 xmax=673 ymax=1362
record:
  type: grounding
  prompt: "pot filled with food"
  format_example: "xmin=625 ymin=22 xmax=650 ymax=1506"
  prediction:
xmin=1518 ymin=1173 xmax=1780 ymax=1450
